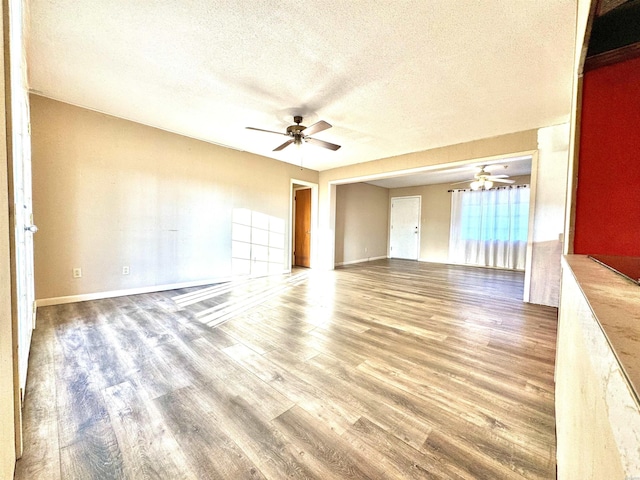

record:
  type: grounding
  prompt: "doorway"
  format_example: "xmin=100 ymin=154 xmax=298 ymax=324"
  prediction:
xmin=294 ymin=188 xmax=311 ymax=267
xmin=389 ymin=196 xmax=421 ymax=260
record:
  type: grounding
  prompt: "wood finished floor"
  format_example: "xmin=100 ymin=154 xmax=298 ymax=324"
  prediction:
xmin=14 ymin=260 xmax=558 ymax=479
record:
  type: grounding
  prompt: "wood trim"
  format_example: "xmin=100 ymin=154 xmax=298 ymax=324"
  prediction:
xmin=523 ymin=150 xmax=539 ymax=303
xmin=334 ymin=255 xmax=387 ymax=267
xmin=596 ymin=0 xmax=627 ymax=16
xmin=585 ymin=41 xmax=640 ymax=72
xmin=577 ymin=0 xmax=601 ymax=76
xmin=565 ymin=75 xmax=584 ymax=255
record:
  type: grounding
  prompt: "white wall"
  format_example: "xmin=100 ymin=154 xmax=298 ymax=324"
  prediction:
xmin=334 ymin=182 xmax=389 ymax=265
xmin=30 ymin=95 xmax=319 ymax=301
xmin=556 ymin=259 xmax=640 ymax=479
xmin=527 ymin=124 xmax=570 ymax=306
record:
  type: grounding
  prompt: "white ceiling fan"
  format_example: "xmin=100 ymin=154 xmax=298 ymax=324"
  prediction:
xmin=451 ymin=165 xmax=515 ymax=190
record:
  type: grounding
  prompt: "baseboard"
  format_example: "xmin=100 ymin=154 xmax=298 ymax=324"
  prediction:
xmin=34 ymin=268 xmax=301 ymax=307
xmin=35 ymin=276 xmax=236 ymax=307
xmin=335 ymin=255 xmax=387 ymax=267
xmin=428 ymin=259 xmax=525 ymax=272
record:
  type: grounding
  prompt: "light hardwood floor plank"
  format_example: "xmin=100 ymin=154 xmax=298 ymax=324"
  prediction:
xmin=13 ymin=307 xmax=61 ymax=480
xmin=15 ymin=259 xmax=558 ymax=479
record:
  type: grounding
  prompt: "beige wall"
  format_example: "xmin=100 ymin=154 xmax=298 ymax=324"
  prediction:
xmin=317 ymin=129 xmax=538 ymax=270
xmin=1 ymin=1 xmax=16 ymax=476
xmin=389 ymin=175 xmax=531 ymax=264
xmin=30 ymin=95 xmax=318 ymax=300
xmin=317 ymin=126 xmax=570 ymax=307
xmin=334 ymin=182 xmax=388 ymax=265
xmin=0 ymin=122 xmax=15 ymax=478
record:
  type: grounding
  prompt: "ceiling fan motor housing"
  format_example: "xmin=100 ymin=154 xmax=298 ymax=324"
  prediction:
xmin=287 ymin=116 xmax=306 ymax=144
xmin=286 ymin=124 xmax=306 ymax=135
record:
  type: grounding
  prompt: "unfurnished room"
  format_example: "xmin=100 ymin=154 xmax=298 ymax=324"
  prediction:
xmin=1 ymin=1 xmax=640 ymax=479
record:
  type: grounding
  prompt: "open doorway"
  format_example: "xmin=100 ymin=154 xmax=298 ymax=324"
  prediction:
xmin=294 ymin=187 xmax=311 ymax=267
xmin=290 ymin=180 xmax=318 ymax=270
xmin=327 ymin=153 xmax=537 ymax=294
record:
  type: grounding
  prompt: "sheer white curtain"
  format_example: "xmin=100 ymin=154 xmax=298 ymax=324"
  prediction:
xmin=449 ymin=186 xmax=530 ymax=270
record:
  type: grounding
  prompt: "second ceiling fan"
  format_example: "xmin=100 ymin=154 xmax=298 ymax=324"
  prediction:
xmin=451 ymin=165 xmax=515 ymax=190
xmin=247 ymin=116 xmax=341 ymax=152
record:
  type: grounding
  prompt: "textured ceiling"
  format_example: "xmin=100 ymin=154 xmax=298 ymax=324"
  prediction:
xmin=27 ymin=1 xmax=577 ymax=172
xmin=366 ymin=155 xmax=532 ymax=189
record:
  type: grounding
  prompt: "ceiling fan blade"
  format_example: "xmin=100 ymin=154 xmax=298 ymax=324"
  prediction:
xmin=305 ymin=137 xmax=341 ymax=151
xmin=450 ymin=180 xmax=471 ymax=185
xmin=246 ymin=126 xmax=289 ymax=136
xmin=273 ymin=139 xmax=294 ymax=151
xmin=487 ymin=174 xmax=509 ymax=179
xmin=302 ymin=120 xmax=332 ymax=136
xmin=491 ymin=178 xmax=515 ymax=184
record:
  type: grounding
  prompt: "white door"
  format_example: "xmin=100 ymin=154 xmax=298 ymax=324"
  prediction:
xmin=13 ymin=95 xmax=36 ymax=402
xmin=390 ymin=196 xmax=420 ymax=260
xmin=8 ymin=0 xmax=35 ymax=405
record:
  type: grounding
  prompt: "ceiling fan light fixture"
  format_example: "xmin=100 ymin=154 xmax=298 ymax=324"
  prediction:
xmin=450 ymin=164 xmax=515 ymax=189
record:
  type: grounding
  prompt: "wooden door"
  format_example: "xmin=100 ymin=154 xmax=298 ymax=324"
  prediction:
xmin=294 ymin=188 xmax=311 ymax=267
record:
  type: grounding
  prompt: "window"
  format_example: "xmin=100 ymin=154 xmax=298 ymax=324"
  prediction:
xmin=449 ymin=186 xmax=530 ymax=270
xmin=231 ymin=209 xmax=285 ymax=276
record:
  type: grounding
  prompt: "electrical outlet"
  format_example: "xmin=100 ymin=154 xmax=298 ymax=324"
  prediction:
xmin=72 ymin=268 xmax=82 ymax=278
xmin=364 ymin=247 xmax=368 ymax=253
xmin=122 ymin=266 xmax=130 ymax=275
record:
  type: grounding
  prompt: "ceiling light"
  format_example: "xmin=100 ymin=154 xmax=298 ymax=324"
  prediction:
xmin=470 ymin=181 xmax=481 ymax=190
xmin=484 ymin=180 xmax=493 ymax=189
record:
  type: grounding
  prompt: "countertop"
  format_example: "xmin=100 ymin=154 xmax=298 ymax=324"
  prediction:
xmin=563 ymin=254 xmax=640 ymax=403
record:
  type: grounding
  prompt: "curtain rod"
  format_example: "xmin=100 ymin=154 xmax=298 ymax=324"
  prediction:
xmin=447 ymin=184 xmax=530 ymax=193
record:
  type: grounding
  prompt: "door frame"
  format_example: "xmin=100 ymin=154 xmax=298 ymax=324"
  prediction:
xmin=388 ymin=195 xmax=421 ymax=260
xmin=289 ymin=179 xmax=318 ymax=270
